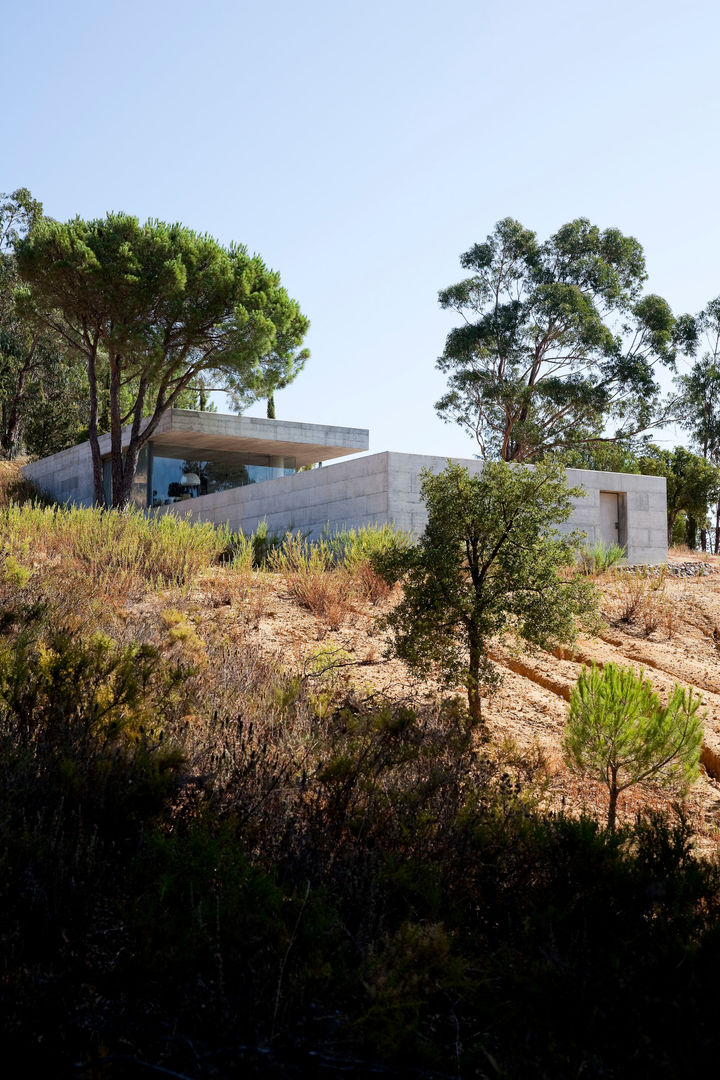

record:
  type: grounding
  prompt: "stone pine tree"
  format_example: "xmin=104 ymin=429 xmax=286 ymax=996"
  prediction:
xmin=223 ymin=288 xmax=310 ymax=419
xmin=15 ymin=213 xmax=309 ymax=508
xmin=375 ymin=460 xmax=596 ymax=726
xmin=564 ymin=663 xmax=703 ymax=831
xmin=436 ymin=217 xmax=693 ymax=462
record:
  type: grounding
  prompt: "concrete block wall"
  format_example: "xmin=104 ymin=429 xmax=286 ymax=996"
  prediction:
xmin=154 ymin=453 xmax=392 ymax=536
xmin=156 ymin=452 xmax=667 ymax=565
xmin=22 ymin=439 xmax=100 ymax=506
xmin=563 ymin=468 xmax=667 ymax=565
xmin=21 ymin=436 xmax=668 ymax=565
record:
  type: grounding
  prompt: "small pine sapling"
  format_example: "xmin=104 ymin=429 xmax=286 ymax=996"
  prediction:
xmin=564 ymin=663 xmax=703 ymax=830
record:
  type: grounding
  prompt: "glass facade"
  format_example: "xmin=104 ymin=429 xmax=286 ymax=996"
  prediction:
xmin=103 ymin=444 xmax=296 ymax=507
xmin=102 ymin=447 xmax=149 ymax=508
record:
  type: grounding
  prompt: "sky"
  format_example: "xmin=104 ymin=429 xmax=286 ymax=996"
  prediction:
xmin=3 ymin=0 xmax=719 ymax=458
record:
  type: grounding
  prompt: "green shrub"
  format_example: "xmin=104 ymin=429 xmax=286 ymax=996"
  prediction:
xmin=0 ymin=502 xmax=230 ymax=594
xmin=578 ymin=540 xmax=626 ymax=574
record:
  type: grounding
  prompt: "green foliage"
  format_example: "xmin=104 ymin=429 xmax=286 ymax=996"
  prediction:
xmin=437 ymin=217 xmax=688 ymax=461
xmin=376 ymin=460 xmax=597 ymax=723
xmin=637 ymin=444 xmax=720 ymax=546
xmin=248 ymin=517 xmax=287 ymax=567
xmin=0 ymin=502 xmax=229 ymax=593
xmin=15 ymin=211 xmax=308 ymax=507
xmin=578 ymin=540 xmax=626 ymax=574
xmin=323 ymin=521 xmax=411 ymax=568
xmin=2 ymin=594 xmax=720 ymax=1075
xmin=564 ymin=663 xmax=703 ymax=829
xmin=0 ymin=189 xmax=89 ymax=457
xmin=551 ymin=439 xmax=649 ymax=473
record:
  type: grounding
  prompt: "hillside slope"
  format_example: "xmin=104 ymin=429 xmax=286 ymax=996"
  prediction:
xmin=234 ymin=552 xmax=720 ymax=842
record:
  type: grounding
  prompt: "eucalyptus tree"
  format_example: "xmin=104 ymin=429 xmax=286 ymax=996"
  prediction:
xmin=436 ymin=217 xmax=691 ymax=462
xmin=676 ymin=298 xmax=720 ymax=549
xmin=16 ymin=213 xmax=309 ymax=507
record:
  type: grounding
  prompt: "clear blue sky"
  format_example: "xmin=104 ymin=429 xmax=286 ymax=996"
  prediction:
xmin=3 ymin=0 xmax=718 ymax=456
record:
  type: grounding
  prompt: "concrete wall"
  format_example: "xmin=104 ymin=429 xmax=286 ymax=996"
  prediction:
xmin=154 ymin=453 xmax=393 ymax=535
xmin=154 ymin=452 xmax=668 ymax=565
xmin=20 ymin=423 xmax=668 ymax=564
xmin=20 ymin=411 xmax=370 ymax=506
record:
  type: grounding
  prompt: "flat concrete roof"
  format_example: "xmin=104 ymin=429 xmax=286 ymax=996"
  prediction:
xmin=147 ymin=410 xmax=369 ymax=466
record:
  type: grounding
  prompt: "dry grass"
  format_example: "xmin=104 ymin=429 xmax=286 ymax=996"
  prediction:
xmin=0 ymin=503 xmax=231 ymax=608
xmin=268 ymin=527 xmax=406 ymax=628
xmin=269 ymin=534 xmax=358 ymax=629
xmin=605 ymin=567 xmax=681 ymax=639
xmin=0 ymin=457 xmax=47 ymax=508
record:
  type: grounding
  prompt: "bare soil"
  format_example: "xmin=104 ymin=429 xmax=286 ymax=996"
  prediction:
xmin=218 ymin=551 xmax=720 ymax=849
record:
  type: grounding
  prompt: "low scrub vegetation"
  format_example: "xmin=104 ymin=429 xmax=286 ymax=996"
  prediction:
xmin=0 ymin=500 xmax=717 ymax=1075
xmin=2 ymin=589 xmax=720 ymax=1077
xmin=0 ymin=502 xmax=230 ymax=600
xmin=269 ymin=525 xmax=407 ymax=627
xmin=607 ymin=567 xmax=682 ymax=638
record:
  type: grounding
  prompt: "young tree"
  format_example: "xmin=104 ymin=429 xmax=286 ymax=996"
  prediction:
xmin=15 ymin=213 xmax=309 ymax=507
xmin=436 ymin=217 xmax=692 ymax=462
xmin=375 ymin=460 xmax=596 ymax=725
xmin=564 ymin=663 xmax=703 ymax=831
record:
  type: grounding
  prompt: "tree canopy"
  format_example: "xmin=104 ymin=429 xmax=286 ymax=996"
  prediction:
xmin=0 ymin=189 xmax=88 ymax=458
xmin=436 ymin=217 xmax=692 ymax=462
xmin=375 ymin=460 xmax=597 ymax=724
xmin=635 ymin=445 xmax=720 ymax=548
xmin=16 ymin=213 xmax=309 ymax=507
xmin=676 ymin=297 xmax=720 ymax=549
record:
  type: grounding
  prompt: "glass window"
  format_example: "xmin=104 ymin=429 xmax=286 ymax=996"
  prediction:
xmin=102 ymin=447 xmax=148 ymax=508
xmin=149 ymin=451 xmax=296 ymax=507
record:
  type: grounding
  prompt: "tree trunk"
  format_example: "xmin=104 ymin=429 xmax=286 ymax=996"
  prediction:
xmin=0 ymin=337 xmax=39 ymax=458
xmin=466 ymin=636 xmax=484 ymax=726
xmin=607 ymin=776 xmax=619 ymax=832
xmin=109 ymin=353 xmax=126 ymax=508
xmin=686 ymin=515 xmax=698 ymax=551
xmin=86 ymin=344 xmax=106 ymax=506
xmin=114 ymin=442 xmax=140 ymax=509
xmin=715 ymin=496 xmax=720 ymax=555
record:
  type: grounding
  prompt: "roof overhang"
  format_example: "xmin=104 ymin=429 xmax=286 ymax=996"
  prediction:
xmin=140 ymin=409 xmax=369 ymax=467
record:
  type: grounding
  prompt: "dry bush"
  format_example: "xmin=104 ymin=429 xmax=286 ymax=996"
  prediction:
xmin=606 ymin=568 xmax=682 ymax=640
xmin=269 ymin=534 xmax=356 ymax=629
xmin=0 ymin=503 xmax=230 ymax=607
xmin=0 ymin=458 xmax=48 ymax=508
xmin=347 ymin=557 xmax=391 ymax=604
xmin=640 ymin=592 xmax=662 ymax=636
xmin=659 ymin=597 xmax=683 ymax=640
xmin=613 ymin=573 xmax=648 ymax=624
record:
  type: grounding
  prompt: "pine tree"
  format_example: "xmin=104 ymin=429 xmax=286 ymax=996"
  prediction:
xmin=564 ymin=663 xmax=703 ymax=830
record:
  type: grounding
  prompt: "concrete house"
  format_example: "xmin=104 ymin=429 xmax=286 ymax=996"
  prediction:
xmin=21 ymin=408 xmax=668 ymax=565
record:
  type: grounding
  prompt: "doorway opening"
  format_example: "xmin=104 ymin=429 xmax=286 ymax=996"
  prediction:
xmin=599 ymin=491 xmax=627 ymax=550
